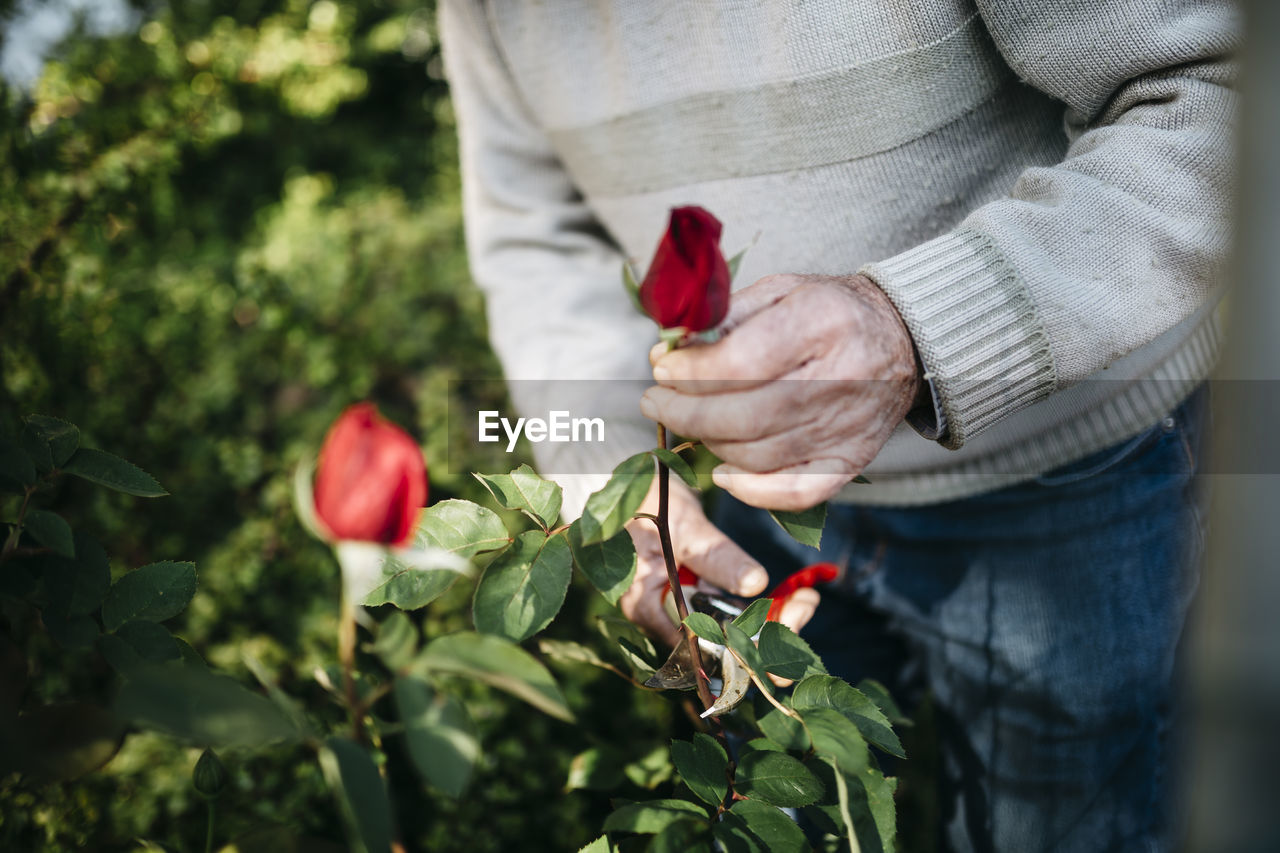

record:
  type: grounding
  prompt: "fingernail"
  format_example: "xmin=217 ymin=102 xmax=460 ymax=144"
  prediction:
xmin=741 ymin=567 xmax=768 ymax=595
xmin=652 ymin=362 xmax=671 ymax=383
xmin=639 ymin=394 xmax=658 ymax=420
xmin=711 ymin=466 xmax=730 ymax=488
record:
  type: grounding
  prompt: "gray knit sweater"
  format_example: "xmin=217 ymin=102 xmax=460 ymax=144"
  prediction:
xmin=440 ymin=0 xmax=1237 ymax=515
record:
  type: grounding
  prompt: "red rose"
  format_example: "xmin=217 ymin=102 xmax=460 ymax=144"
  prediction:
xmin=639 ymin=206 xmax=731 ymax=331
xmin=313 ymin=403 xmax=427 ymax=546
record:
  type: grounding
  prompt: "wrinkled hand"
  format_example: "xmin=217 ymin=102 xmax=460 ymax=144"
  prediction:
xmin=640 ymin=273 xmax=922 ymax=511
xmin=621 ymin=479 xmax=820 ymax=646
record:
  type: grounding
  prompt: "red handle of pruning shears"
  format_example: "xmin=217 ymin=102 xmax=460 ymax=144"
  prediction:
xmin=765 ymin=562 xmax=840 ymax=622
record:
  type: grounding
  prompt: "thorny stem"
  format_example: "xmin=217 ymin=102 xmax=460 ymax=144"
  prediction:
xmin=654 ymin=423 xmax=717 ymax=715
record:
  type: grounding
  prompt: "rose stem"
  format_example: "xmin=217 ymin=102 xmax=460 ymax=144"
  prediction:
xmin=338 ymin=591 xmax=364 ymax=744
xmin=654 ymin=423 xmax=717 ymax=714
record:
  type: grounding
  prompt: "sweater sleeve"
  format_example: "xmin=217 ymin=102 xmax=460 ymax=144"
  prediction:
xmin=860 ymin=0 xmax=1237 ymax=448
xmin=439 ymin=0 xmax=658 ymax=516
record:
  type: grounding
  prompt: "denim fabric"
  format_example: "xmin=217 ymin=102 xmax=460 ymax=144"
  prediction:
xmin=714 ymin=388 xmax=1208 ymax=853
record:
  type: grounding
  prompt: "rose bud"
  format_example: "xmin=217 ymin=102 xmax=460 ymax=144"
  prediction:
xmin=639 ymin=206 xmax=731 ymax=332
xmin=313 ymin=402 xmax=427 ymax=546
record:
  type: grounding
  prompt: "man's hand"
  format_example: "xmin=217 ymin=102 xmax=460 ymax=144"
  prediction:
xmin=640 ymin=273 xmax=922 ymax=511
xmin=621 ymin=478 xmax=819 ymax=645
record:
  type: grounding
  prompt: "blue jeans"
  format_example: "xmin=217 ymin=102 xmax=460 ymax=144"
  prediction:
xmin=715 ymin=389 xmax=1208 ymax=853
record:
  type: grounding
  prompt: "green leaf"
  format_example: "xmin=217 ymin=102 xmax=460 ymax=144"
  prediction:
xmin=474 ymin=464 xmax=562 ymax=530
xmin=360 ymin=548 xmax=466 ymax=610
xmin=568 ymin=521 xmax=636 ymax=606
xmin=12 ymin=702 xmax=124 ymax=784
xmin=735 ymin=750 xmax=825 ymax=808
xmin=849 ymin=765 xmax=898 ymax=853
xmin=754 ymin=697 xmax=812 ymax=754
xmin=567 ymin=745 xmax=625 ymax=791
xmin=757 ymin=622 xmax=827 ymax=682
xmin=731 ymin=599 xmax=772 ymax=638
xmin=683 ymin=612 xmax=724 ymax=645
xmin=766 ymin=504 xmax=827 ymax=549
xmin=726 ymin=245 xmax=750 ymax=281
xmin=853 ymin=473 xmax=872 ymax=485
xmin=115 ymin=664 xmax=300 ymax=747
xmin=0 ymin=439 xmax=36 ymax=492
xmin=23 ymin=509 xmax=75 ymax=557
xmin=797 ymin=707 xmax=869 ymax=776
xmin=622 ymin=261 xmax=645 ymax=316
xmin=719 ymin=800 xmax=808 ymax=853
xmin=650 ymin=817 xmax=714 ymax=853
xmin=538 ymin=638 xmax=625 ymax=678
xmin=371 ymin=611 xmax=417 ymax=671
xmin=101 ymin=561 xmax=197 ymax=632
xmin=42 ymin=610 xmax=98 ymax=649
xmin=413 ymin=631 xmax=573 ymax=722
xmin=652 ymin=448 xmax=698 ymax=490
xmin=100 ymin=620 xmax=181 ymax=675
xmin=577 ymin=835 xmax=615 ymax=853
xmin=317 ymin=737 xmax=394 ymax=853
xmin=602 ymin=799 xmax=706 ymax=835
xmin=472 ymin=530 xmax=572 ymax=642
xmin=578 ymin=452 xmax=654 ymax=546
xmin=723 ymin=622 xmax=769 ymax=692
xmin=623 ymin=742 xmax=674 ymax=789
xmin=597 ymin=616 xmax=659 ymax=680
xmin=792 ymin=675 xmax=903 ymax=759
xmin=415 ymin=499 xmax=511 ymax=558
xmin=24 ymin=415 xmax=79 ymax=466
xmin=394 ymin=676 xmax=479 ymax=798
xmin=20 ymin=423 xmax=53 ymax=474
xmin=62 ymin=448 xmax=167 ymax=497
xmin=858 ymin=678 xmax=910 ymax=727
xmin=670 ymin=733 xmax=727 ymax=807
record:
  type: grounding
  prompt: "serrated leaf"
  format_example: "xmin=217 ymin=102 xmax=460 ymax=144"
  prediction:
xmin=567 ymin=521 xmax=636 ymax=605
xmin=317 ymin=737 xmax=394 ymax=853
xmin=766 ymin=504 xmax=826 ymax=549
xmin=757 ymin=621 xmax=827 ymax=682
xmin=719 ymin=800 xmax=807 ymax=853
xmin=413 ymin=631 xmax=573 ymax=722
xmin=797 ymin=707 xmax=869 ymax=776
xmin=650 ymin=817 xmax=714 ymax=853
xmin=670 ymin=733 xmax=727 ymax=807
xmin=474 ymin=464 xmax=562 ymax=529
xmin=473 ymin=530 xmax=572 ymax=642
xmin=732 ymin=599 xmax=771 ymax=638
xmin=858 ymin=678 xmax=910 ymax=727
xmin=735 ymin=750 xmax=825 ymax=808
xmin=395 ymin=676 xmax=478 ymax=797
xmin=20 ymin=423 xmax=53 ymax=474
xmin=792 ymin=675 xmax=903 ymax=759
xmin=99 ymin=621 xmax=181 ymax=676
xmin=101 ymin=561 xmax=197 ymax=632
xmin=567 ymin=745 xmax=625 ymax=791
xmin=849 ymin=765 xmax=897 ymax=853
xmin=578 ymin=453 xmax=654 ymax=546
xmin=602 ymin=799 xmax=706 ymax=835
xmin=23 ymin=509 xmax=74 ymax=557
xmin=24 ymin=415 xmax=79 ymax=466
xmin=415 ymin=499 xmax=510 ymax=558
xmin=682 ymin=612 xmax=725 ymax=645
xmin=62 ymin=448 xmax=167 ymax=497
xmin=652 ymin=448 xmax=698 ymax=490
xmin=371 ymin=611 xmax=417 ymax=672
xmin=0 ymin=439 xmax=36 ymax=491
xmin=360 ymin=547 xmax=468 ymax=610
xmin=754 ymin=696 xmax=812 ymax=754
xmin=116 ymin=664 xmax=300 ymax=747
xmin=723 ymin=622 xmax=769 ymax=692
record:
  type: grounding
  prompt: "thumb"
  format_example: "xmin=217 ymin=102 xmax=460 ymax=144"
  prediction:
xmin=667 ymin=493 xmax=769 ymax=597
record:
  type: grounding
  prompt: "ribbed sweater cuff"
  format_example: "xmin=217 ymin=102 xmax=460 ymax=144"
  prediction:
xmin=861 ymin=227 xmax=1057 ymax=448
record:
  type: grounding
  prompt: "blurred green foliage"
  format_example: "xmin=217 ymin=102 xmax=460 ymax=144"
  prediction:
xmin=0 ymin=1 xmax=681 ymax=849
